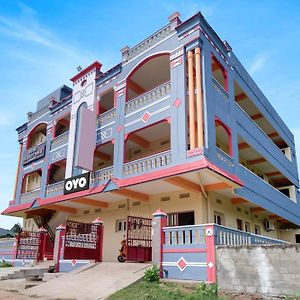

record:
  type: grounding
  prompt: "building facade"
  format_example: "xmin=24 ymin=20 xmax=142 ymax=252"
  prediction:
xmin=3 ymin=12 xmax=300 ymax=262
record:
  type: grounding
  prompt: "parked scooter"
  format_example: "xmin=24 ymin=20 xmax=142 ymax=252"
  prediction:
xmin=117 ymin=239 xmax=126 ymax=262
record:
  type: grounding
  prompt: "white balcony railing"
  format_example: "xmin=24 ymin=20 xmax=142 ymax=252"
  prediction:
xmin=123 ymin=150 xmax=171 ymax=177
xmin=125 ymin=81 xmax=171 ymax=115
xmin=45 ymin=181 xmax=64 ymax=197
xmin=90 ymin=166 xmax=113 ymax=186
xmin=50 ymin=131 xmax=69 ymax=151
xmin=96 ymin=108 xmax=116 ymax=128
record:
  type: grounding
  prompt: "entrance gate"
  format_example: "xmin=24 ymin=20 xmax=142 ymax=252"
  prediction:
xmin=126 ymin=216 xmax=152 ymax=262
xmin=64 ymin=220 xmax=103 ymax=262
xmin=16 ymin=230 xmax=53 ymax=261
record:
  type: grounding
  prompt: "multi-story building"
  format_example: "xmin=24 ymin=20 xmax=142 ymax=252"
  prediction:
xmin=3 ymin=12 xmax=300 ymax=262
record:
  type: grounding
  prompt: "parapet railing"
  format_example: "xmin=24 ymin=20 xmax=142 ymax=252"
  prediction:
xmin=96 ymin=108 xmax=116 ymax=128
xmin=123 ymin=150 xmax=171 ymax=177
xmin=45 ymin=181 xmax=64 ymax=198
xmin=90 ymin=166 xmax=113 ymax=186
xmin=50 ymin=131 xmax=69 ymax=151
xmin=28 ymin=105 xmax=49 ymax=123
xmin=20 ymin=188 xmax=41 ymax=203
xmin=212 ymin=77 xmax=228 ymax=99
xmin=127 ymin=23 xmax=173 ymax=61
xmin=125 ymin=81 xmax=171 ymax=115
xmin=163 ymin=224 xmax=286 ymax=246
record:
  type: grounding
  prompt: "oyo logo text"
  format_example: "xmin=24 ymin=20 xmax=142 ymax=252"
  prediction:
xmin=64 ymin=173 xmax=90 ymax=195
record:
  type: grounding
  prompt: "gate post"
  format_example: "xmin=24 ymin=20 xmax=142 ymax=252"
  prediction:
xmin=38 ymin=227 xmax=47 ymax=262
xmin=54 ymin=224 xmax=66 ymax=272
xmin=93 ymin=217 xmax=104 ymax=262
xmin=152 ymin=209 xmax=167 ymax=278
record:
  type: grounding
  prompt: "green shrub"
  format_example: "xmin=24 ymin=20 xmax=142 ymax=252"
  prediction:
xmin=144 ymin=265 xmax=160 ymax=282
xmin=196 ymin=282 xmax=218 ymax=298
xmin=0 ymin=260 xmax=13 ymax=268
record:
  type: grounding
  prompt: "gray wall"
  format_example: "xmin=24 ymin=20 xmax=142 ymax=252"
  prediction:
xmin=216 ymin=244 xmax=300 ymax=297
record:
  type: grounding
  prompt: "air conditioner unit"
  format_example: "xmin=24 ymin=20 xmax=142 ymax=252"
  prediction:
xmin=264 ymin=220 xmax=276 ymax=232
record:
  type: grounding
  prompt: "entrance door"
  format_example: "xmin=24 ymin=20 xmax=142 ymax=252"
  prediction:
xmin=126 ymin=216 xmax=152 ymax=262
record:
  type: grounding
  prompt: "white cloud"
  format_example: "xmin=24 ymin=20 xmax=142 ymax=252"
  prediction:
xmin=249 ymin=53 xmax=269 ymax=75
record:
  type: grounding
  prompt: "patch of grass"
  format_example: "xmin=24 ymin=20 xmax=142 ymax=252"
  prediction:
xmin=0 ymin=260 xmax=13 ymax=268
xmin=107 ymin=279 xmax=223 ymax=300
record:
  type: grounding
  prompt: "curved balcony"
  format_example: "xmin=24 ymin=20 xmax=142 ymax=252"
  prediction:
xmin=125 ymin=81 xmax=171 ymax=115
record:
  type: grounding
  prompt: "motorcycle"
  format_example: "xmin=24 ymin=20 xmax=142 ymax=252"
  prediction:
xmin=117 ymin=239 xmax=126 ymax=263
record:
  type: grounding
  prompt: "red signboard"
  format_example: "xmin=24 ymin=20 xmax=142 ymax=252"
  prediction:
xmin=64 ymin=220 xmax=103 ymax=261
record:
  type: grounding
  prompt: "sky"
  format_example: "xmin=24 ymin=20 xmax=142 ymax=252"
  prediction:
xmin=0 ymin=0 xmax=300 ymax=229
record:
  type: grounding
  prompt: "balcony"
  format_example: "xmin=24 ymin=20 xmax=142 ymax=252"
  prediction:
xmin=212 ymin=77 xmax=228 ymax=100
xmin=45 ymin=181 xmax=64 ymax=198
xmin=123 ymin=150 xmax=171 ymax=177
xmin=27 ymin=105 xmax=49 ymax=123
xmin=20 ymin=188 xmax=41 ymax=204
xmin=23 ymin=143 xmax=46 ymax=165
xmin=125 ymin=81 xmax=171 ymax=115
xmin=96 ymin=108 xmax=116 ymax=129
xmin=90 ymin=166 xmax=113 ymax=187
xmin=50 ymin=131 xmax=69 ymax=151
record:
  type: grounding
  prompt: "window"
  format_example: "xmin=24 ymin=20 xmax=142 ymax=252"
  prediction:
xmin=254 ymin=225 xmax=261 ymax=235
xmin=244 ymin=222 xmax=251 ymax=233
xmin=236 ymin=219 xmax=243 ymax=231
xmin=167 ymin=211 xmax=195 ymax=227
xmin=295 ymin=234 xmax=300 ymax=243
xmin=214 ymin=211 xmax=225 ymax=226
xmin=116 ymin=219 xmax=127 ymax=232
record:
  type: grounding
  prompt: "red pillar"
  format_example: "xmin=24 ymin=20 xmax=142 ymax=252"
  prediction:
xmin=38 ymin=227 xmax=47 ymax=262
xmin=93 ymin=217 xmax=104 ymax=262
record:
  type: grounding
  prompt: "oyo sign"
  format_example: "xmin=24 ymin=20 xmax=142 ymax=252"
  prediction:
xmin=64 ymin=173 xmax=90 ymax=195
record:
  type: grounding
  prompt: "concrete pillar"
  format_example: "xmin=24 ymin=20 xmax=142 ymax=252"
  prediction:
xmin=54 ymin=224 xmax=66 ymax=272
xmin=92 ymin=217 xmax=104 ymax=262
xmin=152 ymin=209 xmax=167 ymax=277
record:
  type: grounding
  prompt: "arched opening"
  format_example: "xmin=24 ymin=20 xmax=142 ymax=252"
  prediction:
xmin=21 ymin=170 xmax=42 ymax=193
xmin=93 ymin=142 xmax=114 ymax=171
xmin=97 ymin=88 xmax=115 ymax=115
xmin=27 ymin=123 xmax=47 ymax=149
xmin=215 ymin=118 xmax=232 ymax=156
xmin=126 ymin=54 xmax=170 ymax=102
xmin=47 ymin=160 xmax=66 ymax=185
xmin=124 ymin=120 xmax=170 ymax=162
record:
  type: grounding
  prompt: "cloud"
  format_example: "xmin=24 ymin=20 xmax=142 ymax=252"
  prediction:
xmin=0 ymin=3 xmax=93 ymax=62
xmin=249 ymin=53 xmax=269 ymax=75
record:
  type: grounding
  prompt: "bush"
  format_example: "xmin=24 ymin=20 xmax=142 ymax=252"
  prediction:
xmin=196 ymin=282 xmax=218 ymax=298
xmin=144 ymin=265 xmax=160 ymax=282
xmin=0 ymin=260 xmax=13 ymax=268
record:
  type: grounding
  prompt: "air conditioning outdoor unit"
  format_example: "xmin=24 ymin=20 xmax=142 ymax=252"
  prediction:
xmin=264 ymin=219 xmax=276 ymax=232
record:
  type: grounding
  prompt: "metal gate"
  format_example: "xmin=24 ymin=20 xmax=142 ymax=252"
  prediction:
xmin=64 ymin=220 xmax=103 ymax=262
xmin=16 ymin=231 xmax=40 ymax=260
xmin=126 ymin=216 xmax=152 ymax=262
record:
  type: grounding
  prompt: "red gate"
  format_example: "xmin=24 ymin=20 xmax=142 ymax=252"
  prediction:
xmin=126 ymin=216 xmax=152 ymax=262
xmin=64 ymin=220 xmax=103 ymax=262
xmin=16 ymin=229 xmax=53 ymax=261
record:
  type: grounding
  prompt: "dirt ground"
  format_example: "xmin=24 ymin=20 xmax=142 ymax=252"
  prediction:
xmin=0 ymin=290 xmax=35 ymax=299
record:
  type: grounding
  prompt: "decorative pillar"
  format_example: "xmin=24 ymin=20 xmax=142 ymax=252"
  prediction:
xmin=12 ymin=143 xmax=23 ymax=202
xmin=195 ymin=47 xmax=204 ymax=148
xmin=188 ymin=51 xmax=196 ymax=150
xmin=93 ymin=217 xmax=104 ymax=262
xmin=38 ymin=227 xmax=47 ymax=262
xmin=54 ymin=224 xmax=66 ymax=272
xmin=152 ymin=209 xmax=167 ymax=278
xmin=205 ymin=225 xmax=216 ymax=283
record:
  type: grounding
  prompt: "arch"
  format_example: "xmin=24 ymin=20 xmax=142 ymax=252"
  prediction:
xmin=26 ymin=122 xmax=48 ymax=149
xmin=215 ymin=117 xmax=232 ymax=156
xmin=21 ymin=169 xmax=42 ymax=193
xmin=126 ymin=52 xmax=171 ymax=102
